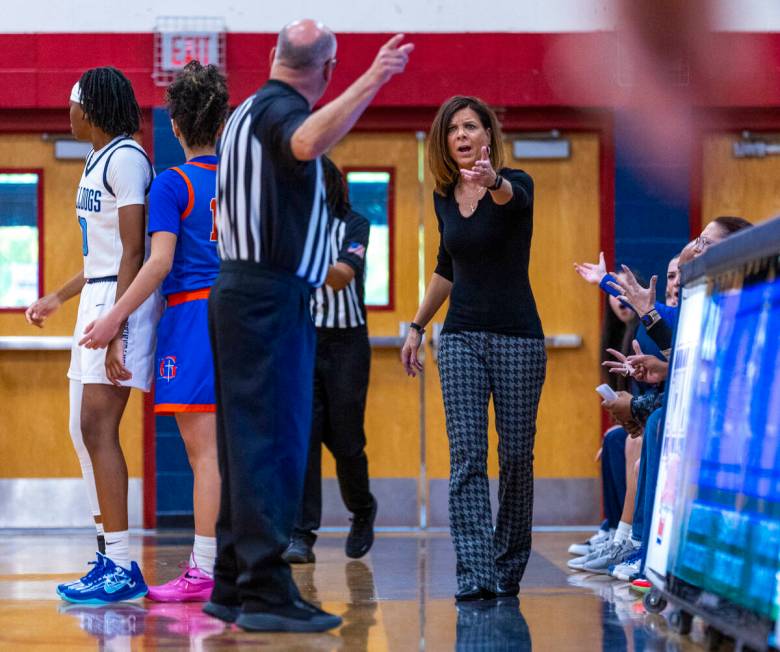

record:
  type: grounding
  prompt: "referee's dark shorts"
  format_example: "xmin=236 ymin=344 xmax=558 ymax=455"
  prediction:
xmin=208 ymin=259 xmax=314 ymax=608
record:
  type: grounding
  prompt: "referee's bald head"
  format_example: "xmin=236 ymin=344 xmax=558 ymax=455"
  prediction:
xmin=275 ymin=19 xmax=336 ymax=71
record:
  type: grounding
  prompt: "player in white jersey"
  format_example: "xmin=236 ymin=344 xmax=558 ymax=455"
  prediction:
xmin=25 ymin=67 xmax=160 ymax=603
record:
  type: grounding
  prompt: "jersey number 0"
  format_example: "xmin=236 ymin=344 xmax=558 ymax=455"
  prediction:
xmin=78 ymin=216 xmax=89 ymax=255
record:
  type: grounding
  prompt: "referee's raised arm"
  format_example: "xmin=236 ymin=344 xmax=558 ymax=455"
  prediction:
xmin=268 ymin=24 xmax=414 ymax=161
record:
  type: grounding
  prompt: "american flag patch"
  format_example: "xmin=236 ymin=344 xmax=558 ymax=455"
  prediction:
xmin=347 ymin=242 xmax=366 ymax=258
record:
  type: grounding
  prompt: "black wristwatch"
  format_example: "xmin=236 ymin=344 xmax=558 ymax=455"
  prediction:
xmin=640 ymin=309 xmax=661 ymax=329
xmin=410 ymin=322 xmax=425 ymax=335
xmin=488 ymin=174 xmax=503 ymax=191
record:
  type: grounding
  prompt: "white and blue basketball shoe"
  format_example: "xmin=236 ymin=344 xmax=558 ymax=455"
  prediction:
xmin=57 ymin=552 xmax=107 ymax=595
xmin=58 ymin=553 xmax=148 ymax=604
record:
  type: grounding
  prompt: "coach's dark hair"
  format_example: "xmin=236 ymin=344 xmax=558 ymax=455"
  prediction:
xmin=713 ymin=215 xmax=753 ymax=234
xmin=166 ymin=61 xmax=229 ymax=148
xmin=322 ymin=156 xmax=351 ymax=217
xmin=78 ymin=67 xmax=141 ymax=137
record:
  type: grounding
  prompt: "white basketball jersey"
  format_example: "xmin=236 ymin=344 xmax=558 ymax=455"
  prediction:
xmin=76 ymin=136 xmax=154 ymax=278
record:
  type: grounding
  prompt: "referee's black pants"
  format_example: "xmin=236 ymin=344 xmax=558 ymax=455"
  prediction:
xmin=293 ymin=325 xmax=374 ymax=545
xmin=208 ymin=261 xmax=315 ymax=609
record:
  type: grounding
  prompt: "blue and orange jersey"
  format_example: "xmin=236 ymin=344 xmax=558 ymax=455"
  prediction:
xmin=148 ymin=155 xmax=220 ymax=297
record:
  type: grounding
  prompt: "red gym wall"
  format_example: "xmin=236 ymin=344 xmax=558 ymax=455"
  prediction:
xmin=3 ymin=32 xmax=780 ymax=112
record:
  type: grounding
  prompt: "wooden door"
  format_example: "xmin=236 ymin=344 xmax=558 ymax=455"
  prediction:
xmin=701 ymin=132 xmax=780 ymax=226
xmin=326 ymin=133 xmax=422 ymax=526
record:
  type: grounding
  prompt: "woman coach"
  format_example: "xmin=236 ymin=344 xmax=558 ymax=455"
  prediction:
xmin=401 ymin=96 xmax=546 ymax=601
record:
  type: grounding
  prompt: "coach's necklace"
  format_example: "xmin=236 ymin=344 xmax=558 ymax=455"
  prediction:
xmin=458 ymin=184 xmax=486 ymax=214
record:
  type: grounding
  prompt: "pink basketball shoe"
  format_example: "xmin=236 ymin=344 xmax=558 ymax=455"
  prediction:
xmin=146 ymin=563 xmax=214 ymax=603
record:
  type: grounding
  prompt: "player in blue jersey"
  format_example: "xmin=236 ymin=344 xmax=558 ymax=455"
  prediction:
xmin=26 ymin=67 xmax=158 ymax=604
xmin=81 ymin=61 xmax=229 ymax=602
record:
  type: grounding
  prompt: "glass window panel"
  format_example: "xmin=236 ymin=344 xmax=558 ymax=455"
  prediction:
xmin=0 ymin=172 xmax=40 ymax=308
xmin=346 ymin=170 xmax=391 ymax=307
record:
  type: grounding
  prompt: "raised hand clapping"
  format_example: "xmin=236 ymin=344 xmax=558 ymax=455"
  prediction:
xmin=626 ymin=340 xmax=669 ymax=384
xmin=603 ymin=339 xmax=669 ymax=385
xmin=573 ymin=251 xmax=607 ymax=285
xmin=602 ymin=347 xmax=636 ymax=378
xmin=606 ymin=265 xmax=657 ymax=316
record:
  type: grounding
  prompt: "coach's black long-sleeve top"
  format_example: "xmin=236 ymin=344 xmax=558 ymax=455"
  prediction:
xmin=434 ymin=168 xmax=544 ymax=339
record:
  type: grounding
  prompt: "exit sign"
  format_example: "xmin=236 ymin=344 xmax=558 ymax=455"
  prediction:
xmin=160 ymin=31 xmax=221 ymax=71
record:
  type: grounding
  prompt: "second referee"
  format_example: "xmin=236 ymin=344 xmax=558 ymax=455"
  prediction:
xmin=285 ymin=157 xmax=376 ymax=565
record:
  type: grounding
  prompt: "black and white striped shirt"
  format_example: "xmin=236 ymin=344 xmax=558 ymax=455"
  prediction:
xmin=216 ymin=80 xmax=330 ymax=287
xmin=311 ymin=210 xmax=370 ymax=329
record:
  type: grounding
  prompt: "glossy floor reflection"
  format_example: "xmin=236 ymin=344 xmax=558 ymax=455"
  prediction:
xmin=0 ymin=530 xmax=707 ymax=650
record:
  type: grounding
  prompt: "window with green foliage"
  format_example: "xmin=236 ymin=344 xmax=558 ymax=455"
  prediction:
xmin=0 ymin=172 xmax=41 ymax=309
xmin=346 ymin=170 xmax=393 ymax=308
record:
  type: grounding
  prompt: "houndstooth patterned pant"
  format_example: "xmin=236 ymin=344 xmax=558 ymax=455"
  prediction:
xmin=438 ymin=331 xmax=547 ymax=591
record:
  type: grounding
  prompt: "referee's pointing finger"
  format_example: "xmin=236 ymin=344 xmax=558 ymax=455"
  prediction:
xmin=383 ymin=34 xmax=415 ymax=58
xmin=383 ymin=33 xmax=406 ymax=51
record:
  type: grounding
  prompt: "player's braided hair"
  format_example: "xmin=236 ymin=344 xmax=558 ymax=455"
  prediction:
xmin=166 ymin=61 xmax=229 ymax=148
xmin=79 ymin=67 xmax=141 ymax=136
xmin=322 ymin=156 xmax=351 ymax=218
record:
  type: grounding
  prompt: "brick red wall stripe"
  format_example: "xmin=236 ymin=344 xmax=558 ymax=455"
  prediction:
xmin=3 ymin=32 xmax=780 ymax=110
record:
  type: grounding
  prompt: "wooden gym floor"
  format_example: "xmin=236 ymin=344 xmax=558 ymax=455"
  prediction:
xmin=0 ymin=530 xmax=706 ymax=650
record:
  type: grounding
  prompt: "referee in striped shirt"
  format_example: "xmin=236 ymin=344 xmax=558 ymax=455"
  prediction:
xmin=206 ymin=19 xmax=412 ymax=633
xmin=285 ymin=157 xmax=375 ymax=565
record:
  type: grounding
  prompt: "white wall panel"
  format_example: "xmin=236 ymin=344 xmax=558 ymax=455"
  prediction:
xmin=1 ymin=0 xmax=617 ymax=33
xmin=3 ymin=0 xmax=775 ymax=34
xmin=0 ymin=479 xmax=143 ymax=528
xmin=712 ymin=0 xmax=780 ymax=31
xmin=4 ymin=0 xmax=776 ymax=34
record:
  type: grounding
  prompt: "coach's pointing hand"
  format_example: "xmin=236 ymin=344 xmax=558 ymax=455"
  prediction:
xmin=460 ymin=146 xmax=497 ymax=186
xmin=367 ymin=34 xmax=414 ymax=86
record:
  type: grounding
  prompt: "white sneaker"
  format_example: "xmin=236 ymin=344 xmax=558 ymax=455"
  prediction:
xmin=568 ymin=529 xmax=611 ymax=557
xmin=610 ymin=554 xmax=642 ymax=581
xmin=582 ymin=538 xmax=640 ymax=575
xmin=567 ymin=539 xmax=613 ymax=570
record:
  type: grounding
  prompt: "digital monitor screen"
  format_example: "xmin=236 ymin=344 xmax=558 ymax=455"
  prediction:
xmin=648 ymin=257 xmax=780 ymax=621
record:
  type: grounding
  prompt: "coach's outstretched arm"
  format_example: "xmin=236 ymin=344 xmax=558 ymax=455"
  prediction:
xmin=288 ymin=34 xmax=413 ymax=161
